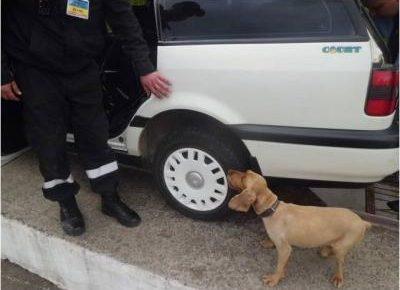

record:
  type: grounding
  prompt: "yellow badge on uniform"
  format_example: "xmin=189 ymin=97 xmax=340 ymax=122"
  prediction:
xmin=66 ymin=0 xmax=90 ymax=20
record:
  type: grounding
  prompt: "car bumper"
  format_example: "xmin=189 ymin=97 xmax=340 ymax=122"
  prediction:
xmin=233 ymin=124 xmax=399 ymax=183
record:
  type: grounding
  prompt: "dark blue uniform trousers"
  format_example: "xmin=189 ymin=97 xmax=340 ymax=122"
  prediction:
xmin=15 ymin=62 xmax=119 ymax=202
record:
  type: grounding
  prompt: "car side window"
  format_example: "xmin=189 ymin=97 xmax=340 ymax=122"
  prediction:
xmin=158 ymin=0 xmax=357 ymax=42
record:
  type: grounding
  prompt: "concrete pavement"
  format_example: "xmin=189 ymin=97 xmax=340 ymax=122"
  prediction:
xmin=2 ymin=151 xmax=399 ymax=290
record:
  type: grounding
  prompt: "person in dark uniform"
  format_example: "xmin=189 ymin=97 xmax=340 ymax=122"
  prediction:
xmin=1 ymin=0 xmax=171 ymax=236
xmin=366 ymin=0 xmax=399 ymax=60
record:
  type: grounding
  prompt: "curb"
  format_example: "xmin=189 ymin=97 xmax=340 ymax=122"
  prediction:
xmin=1 ymin=216 xmax=194 ymax=290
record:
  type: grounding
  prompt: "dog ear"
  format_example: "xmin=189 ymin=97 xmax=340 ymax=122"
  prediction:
xmin=228 ymin=169 xmax=246 ymax=191
xmin=244 ymin=170 xmax=268 ymax=189
xmin=228 ymin=189 xmax=257 ymax=212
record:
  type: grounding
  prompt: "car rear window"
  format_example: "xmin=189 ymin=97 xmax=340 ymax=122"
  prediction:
xmin=158 ymin=0 xmax=358 ymax=42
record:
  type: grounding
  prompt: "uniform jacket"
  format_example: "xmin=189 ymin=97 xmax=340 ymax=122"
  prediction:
xmin=1 ymin=0 xmax=155 ymax=84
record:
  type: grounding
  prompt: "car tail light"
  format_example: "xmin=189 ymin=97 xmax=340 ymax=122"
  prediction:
xmin=365 ymin=69 xmax=399 ymax=116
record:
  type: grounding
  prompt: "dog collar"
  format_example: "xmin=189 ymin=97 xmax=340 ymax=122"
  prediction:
xmin=258 ymin=199 xmax=280 ymax=218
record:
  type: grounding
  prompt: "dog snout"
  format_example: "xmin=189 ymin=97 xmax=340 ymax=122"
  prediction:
xmin=227 ymin=169 xmax=245 ymax=191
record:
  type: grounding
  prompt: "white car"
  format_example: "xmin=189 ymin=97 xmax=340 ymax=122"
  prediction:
xmin=3 ymin=0 xmax=398 ymax=219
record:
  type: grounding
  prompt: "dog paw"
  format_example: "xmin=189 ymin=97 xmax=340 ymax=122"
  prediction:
xmin=330 ymin=274 xmax=344 ymax=288
xmin=262 ymin=273 xmax=281 ymax=287
xmin=319 ymin=246 xmax=332 ymax=258
xmin=260 ymin=239 xmax=275 ymax=249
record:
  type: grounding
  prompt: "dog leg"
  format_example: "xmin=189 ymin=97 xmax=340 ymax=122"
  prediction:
xmin=260 ymin=238 xmax=275 ymax=249
xmin=319 ymin=246 xmax=333 ymax=258
xmin=263 ymin=241 xmax=292 ymax=287
xmin=330 ymin=230 xmax=362 ymax=288
xmin=330 ymin=243 xmax=352 ymax=288
xmin=330 ymin=251 xmax=346 ymax=288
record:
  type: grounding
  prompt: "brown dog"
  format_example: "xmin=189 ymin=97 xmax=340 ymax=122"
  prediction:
xmin=228 ymin=170 xmax=371 ymax=288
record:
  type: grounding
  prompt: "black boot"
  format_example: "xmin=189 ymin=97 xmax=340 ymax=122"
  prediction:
xmin=101 ymin=193 xmax=141 ymax=227
xmin=59 ymin=196 xmax=85 ymax=236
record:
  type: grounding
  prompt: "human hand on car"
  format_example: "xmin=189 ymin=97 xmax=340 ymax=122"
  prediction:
xmin=140 ymin=71 xmax=171 ymax=99
xmin=1 ymin=81 xmax=22 ymax=101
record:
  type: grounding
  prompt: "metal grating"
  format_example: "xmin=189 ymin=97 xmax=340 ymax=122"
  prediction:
xmin=369 ymin=173 xmax=399 ymax=220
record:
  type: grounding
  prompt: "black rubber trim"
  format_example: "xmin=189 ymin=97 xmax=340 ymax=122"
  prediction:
xmin=130 ymin=116 xmax=150 ymax=128
xmin=157 ymin=35 xmax=369 ymax=46
xmin=231 ymin=123 xmax=399 ymax=149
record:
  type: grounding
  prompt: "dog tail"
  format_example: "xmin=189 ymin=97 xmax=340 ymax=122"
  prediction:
xmin=363 ymin=221 xmax=372 ymax=231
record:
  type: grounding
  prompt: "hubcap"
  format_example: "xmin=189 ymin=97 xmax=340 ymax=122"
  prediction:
xmin=163 ymin=148 xmax=228 ymax=211
xmin=185 ymin=171 xmax=205 ymax=189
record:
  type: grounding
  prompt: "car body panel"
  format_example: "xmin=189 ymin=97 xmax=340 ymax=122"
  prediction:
xmin=137 ymin=42 xmax=394 ymax=130
xmin=244 ymin=140 xmax=398 ymax=182
xmin=126 ymin=127 xmax=143 ymax=155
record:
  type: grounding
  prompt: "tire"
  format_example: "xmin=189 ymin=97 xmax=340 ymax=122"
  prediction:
xmin=153 ymin=126 xmax=249 ymax=220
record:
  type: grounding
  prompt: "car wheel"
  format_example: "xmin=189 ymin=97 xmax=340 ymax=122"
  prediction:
xmin=153 ymin=126 xmax=248 ymax=220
